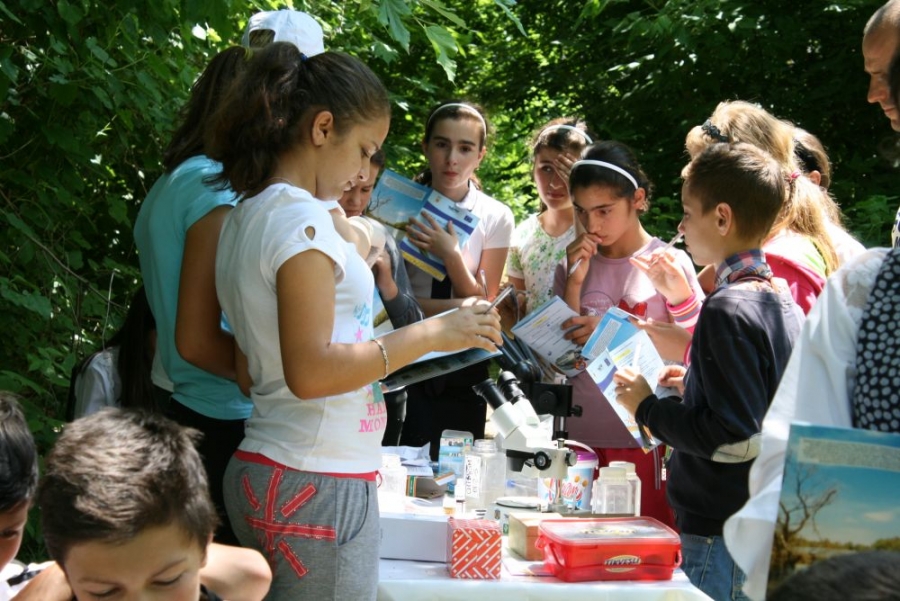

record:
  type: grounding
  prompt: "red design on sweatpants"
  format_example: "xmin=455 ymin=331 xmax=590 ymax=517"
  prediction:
xmin=243 ymin=468 xmax=337 ymax=579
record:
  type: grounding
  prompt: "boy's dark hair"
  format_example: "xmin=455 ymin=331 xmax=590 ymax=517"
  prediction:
xmin=37 ymin=409 xmax=217 ymax=563
xmin=683 ymin=142 xmax=785 ymax=242
xmin=0 ymin=392 xmax=38 ymax=512
xmin=162 ymin=46 xmax=249 ymax=172
xmin=768 ymin=551 xmax=900 ymax=601
xmin=205 ymin=42 xmax=390 ymax=196
xmin=570 ymin=141 xmax=654 ymax=213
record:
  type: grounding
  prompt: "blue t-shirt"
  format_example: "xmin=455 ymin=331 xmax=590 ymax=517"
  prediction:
xmin=134 ymin=155 xmax=251 ymax=420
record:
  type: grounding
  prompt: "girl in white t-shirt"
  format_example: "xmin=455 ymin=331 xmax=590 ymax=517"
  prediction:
xmin=399 ymin=101 xmax=515 ymax=456
xmin=206 ymin=45 xmax=501 ymax=601
xmin=507 ymin=118 xmax=594 ymax=319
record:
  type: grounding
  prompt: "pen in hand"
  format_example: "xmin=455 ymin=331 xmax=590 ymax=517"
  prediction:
xmin=567 ymin=257 xmax=583 ymax=277
xmin=485 ymin=285 xmax=514 ymax=311
xmin=649 ymin=232 xmax=684 ymax=265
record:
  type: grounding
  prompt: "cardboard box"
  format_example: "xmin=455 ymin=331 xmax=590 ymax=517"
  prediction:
xmin=380 ymin=512 xmax=450 ymax=562
xmin=447 ymin=517 xmax=501 ymax=579
xmin=406 ymin=471 xmax=454 ymax=499
xmin=508 ymin=512 xmax=562 ymax=561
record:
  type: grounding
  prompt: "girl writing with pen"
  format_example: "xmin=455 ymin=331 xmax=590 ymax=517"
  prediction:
xmin=554 ymin=141 xmax=704 ymax=529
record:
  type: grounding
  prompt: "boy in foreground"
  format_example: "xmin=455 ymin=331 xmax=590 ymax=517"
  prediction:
xmin=36 ymin=408 xmax=271 ymax=601
xmin=614 ymin=142 xmax=803 ymax=601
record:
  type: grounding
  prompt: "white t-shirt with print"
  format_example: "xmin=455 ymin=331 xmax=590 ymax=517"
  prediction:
xmin=216 ymin=183 xmax=383 ymax=474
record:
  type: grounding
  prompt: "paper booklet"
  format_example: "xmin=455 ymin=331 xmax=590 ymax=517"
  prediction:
xmin=509 ymin=296 xmax=585 ymax=378
xmin=582 ymin=307 xmax=666 ymax=450
xmin=366 ymin=169 xmax=479 ymax=281
xmin=379 ymin=308 xmax=501 ymax=393
xmin=767 ymin=423 xmax=900 ymax=595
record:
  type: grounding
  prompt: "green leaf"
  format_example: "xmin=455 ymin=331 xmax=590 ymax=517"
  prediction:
xmin=420 ymin=0 xmax=466 ymax=28
xmin=57 ymin=0 xmax=83 ymax=25
xmin=377 ymin=0 xmax=411 ymax=50
xmin=0 ymin=282 xmax=52 ymax=319
xmin=372 ymin=38 xmax=400 ymax=64
xmin=426 ymin=25 xmax=458 ymax=82
xmin=492 ymin=0 xmax=526 ymax=36
xmin=85 ymin=37 xmax=115 ymax=67
xmin=5 ymin=212 xmax=37 ymax=239
xmin=0 ymin=1 xmax=21 ymax=24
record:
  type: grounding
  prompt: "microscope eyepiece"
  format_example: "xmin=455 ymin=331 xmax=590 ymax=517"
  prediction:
xmin=472 ymin=378 xmax=508 ymax=410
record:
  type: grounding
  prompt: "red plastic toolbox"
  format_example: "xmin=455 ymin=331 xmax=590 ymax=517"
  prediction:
xmin=535 ymin=517 xmax=682 ymax=582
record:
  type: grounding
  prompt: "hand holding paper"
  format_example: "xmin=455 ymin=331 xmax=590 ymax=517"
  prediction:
xmin=612 ymin=367 xmax=654 ymax=417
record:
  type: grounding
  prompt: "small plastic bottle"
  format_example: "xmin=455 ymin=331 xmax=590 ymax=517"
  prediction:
xmin=465 ymin=439 xmax=506 ymax=511
xmin=595 ymin=466 xmax=633 ymax=516
xmin=609 ymin=460 xmax=641 ymax=516
xmin=378 ymin=454 xmax=408 ymax=513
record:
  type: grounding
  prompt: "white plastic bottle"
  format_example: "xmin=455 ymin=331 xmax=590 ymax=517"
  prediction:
xmin=595 ymin=466 xmax=633 ymax=516
xmin=378 ymin=453 xmax=408 ymax=513
xmin=465 ymin=439 xmax=506 ymax=511
xmin=608 ymin=460 xmax=641 ymax=516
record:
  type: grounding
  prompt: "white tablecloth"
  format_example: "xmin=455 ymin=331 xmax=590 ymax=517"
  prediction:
xmin=378 ymin=556 xmax=713 ymax=601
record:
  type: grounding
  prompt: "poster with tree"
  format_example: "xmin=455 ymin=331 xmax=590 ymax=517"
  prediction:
xmin=768 ymin=423 xmax=900 ymax=594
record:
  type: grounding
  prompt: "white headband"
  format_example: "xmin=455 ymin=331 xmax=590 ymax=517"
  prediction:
xmin=571 ymin=160 xmax=639 ymax=190
xmin=427 ymin=103 xmax=487 ymax=132
xmin=542 ymin=124 xmax=593 ymax=145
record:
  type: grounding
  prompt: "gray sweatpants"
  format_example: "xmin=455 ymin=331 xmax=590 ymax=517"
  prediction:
xmin=223 ymin=454 xmax=379 ymax=601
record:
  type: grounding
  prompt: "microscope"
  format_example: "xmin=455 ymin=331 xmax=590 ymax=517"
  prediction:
xmin=473 ymin=372 xmax=577 ymax=480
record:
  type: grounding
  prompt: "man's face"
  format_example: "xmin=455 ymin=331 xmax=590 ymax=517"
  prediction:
xmin=864 ymin=26 xmax=900 ymax=131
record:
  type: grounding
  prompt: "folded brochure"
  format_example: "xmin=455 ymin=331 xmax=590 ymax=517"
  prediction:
xmin=582 ymin=307 xmax=665 ymax=450
xmin=509 ymin=296 xmax=585 ymax=378
xmin=366 ymin=169 xmax=479 ymax=281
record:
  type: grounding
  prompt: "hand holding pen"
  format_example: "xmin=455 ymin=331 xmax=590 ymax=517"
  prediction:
xmin=630 ymin=232 xmax=692 ymax=305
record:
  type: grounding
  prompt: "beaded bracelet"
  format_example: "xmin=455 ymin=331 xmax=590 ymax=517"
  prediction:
xmin=372 ymin=338 xmax=389 ymax=379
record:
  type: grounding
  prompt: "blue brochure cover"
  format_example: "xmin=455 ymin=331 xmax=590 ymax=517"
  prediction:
xmin=366 ymin=169 xmax=479 ymax=281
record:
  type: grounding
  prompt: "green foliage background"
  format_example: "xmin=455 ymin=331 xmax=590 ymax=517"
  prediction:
xmin=0 ymin=0 xmax=895 ymax=559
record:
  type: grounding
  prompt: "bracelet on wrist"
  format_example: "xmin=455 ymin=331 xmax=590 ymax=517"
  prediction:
xmin=372 ymin=338 xmax=389 ymax=379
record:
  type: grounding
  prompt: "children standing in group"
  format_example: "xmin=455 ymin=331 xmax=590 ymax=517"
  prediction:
xmin=507 ymin=118 xmax=593 ymax=318
xmin=206 ymin=44 xmax=501 ymax=600
xmin=554 ymin=141 xmax=704 ymax=529
xmin=399 ymin=101 xmax=515 ymax=456
xmin=613 ymin=142 xmax=804 ymax=601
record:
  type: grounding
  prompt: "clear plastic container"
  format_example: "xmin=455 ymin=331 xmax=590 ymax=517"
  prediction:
xmin=608 ymin=460 xmax=641 ymax=516
xmin=378 ymin=454 xmax=407 ymax=513
xmin=535 ymin=517 xmax=682 ymax=582
xmin=595 ymin=466 xmax=633 ymax=516
xmin=465 ymin=439 xmax=507 ymax=511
